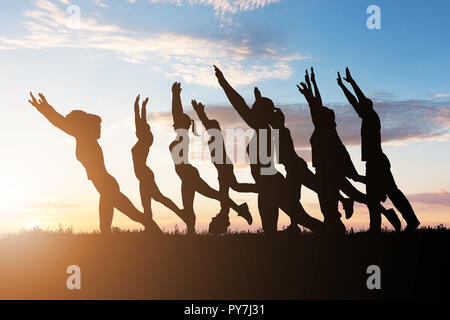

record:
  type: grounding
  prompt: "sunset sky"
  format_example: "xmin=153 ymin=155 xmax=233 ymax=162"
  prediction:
xmin=0 ymin=0 xmax=449 ymax=234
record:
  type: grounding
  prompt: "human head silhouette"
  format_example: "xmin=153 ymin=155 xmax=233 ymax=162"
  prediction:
xmin=175 ymin=113 xmax=199 ymax=136
xmin=177 ymin=113 xmax=191 ymax=129
xmin=66 ymin=110 xmax=102 ymax=140
xmin=321 ymin=107 xmax=337 ymax=128
xmin=362 ymin=98 xmax=374 ymax=109
xmin=270 ymin=108 xmax=285 ymax=129
xmin=252 ymin=87 xmax=275 ymax=122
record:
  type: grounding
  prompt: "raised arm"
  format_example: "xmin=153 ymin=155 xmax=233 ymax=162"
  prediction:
xmin=134 ymin=95 xmax=153 ymax=145
xmin=337 ymin=68 xmax=367 ymax=117
xmin=297 ymin=68 xmax=322 ymax=124
xmin=344 ymin=67 xmax=367 ymax=102
xmin=337 ymin=72 xmax=359 ymax=107
xmin=310 ymin=67 xmax=323 ymax=107
xmin=214 ymin=65 xmax=254 ymax=128
xmin=253 ymin=87 xmax=276 ymax=128
xmin=134 ymin=95 xmax=142 ymax=135
xmin=28 ymin=92 xmax=74 ymax=136
xmin=171 ymin=82 xmax=184 ymax=126
xmin=191 ymin=100 xmax=210 ymax=127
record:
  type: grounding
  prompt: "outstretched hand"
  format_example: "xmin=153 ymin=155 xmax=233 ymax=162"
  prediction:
xmin=297 ymin=68 xmax=323 ymax=106
xmin=337 ymin=72 xmax=344 ymax=87
xmin=191 ymin=99 xmax=205 ymax=113
xmin=309 ymin=67 xmax=323 ymax=104
xmin=305 ymin=68 xmax=312 ymax=90
xmin=296 ymin=70 xmax=313 ymax=102
xmin=134 ymin=94 xmax=141 ymax=122
xmin=344 ymin=67 xmax=353 ymax=83
xmin=214 ymin=65 xmax=225 ymax=82
xmin=310 ymin=67 xmax=317 ymax=84
xmin=172 ymin=82 xmax=182 ymax=95
xmin=297 ymin=82 xmax=311 ymax=101
xmin=254 ymin=87 xmax=262 ymax=101
xmin=134 ymin=95 xmax=151 ymax=140
xmin=28 ymin=92 xmax=50 ymax=109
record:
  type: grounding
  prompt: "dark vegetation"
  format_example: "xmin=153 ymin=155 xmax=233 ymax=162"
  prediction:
xmin=0 ymin=227 xmax=448 ymax=299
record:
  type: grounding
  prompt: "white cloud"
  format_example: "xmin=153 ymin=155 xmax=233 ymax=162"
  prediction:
xmin=93 ymin=0 xmax=110 ymax=8
xmin=0 ymin=0 xmax=306 ymax=87
xmin=74 ymin=0 xmax=280 ymax=20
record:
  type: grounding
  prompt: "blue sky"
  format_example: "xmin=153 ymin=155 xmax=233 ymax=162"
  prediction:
xmin=0 ymin=0 xmax=449 ymax=233
xmin=1 ymin=0 xmax=449 ymax=105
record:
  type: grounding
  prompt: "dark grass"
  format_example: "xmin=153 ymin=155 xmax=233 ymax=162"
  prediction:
xmin=0 ymin=226 xmax=448 ymax=299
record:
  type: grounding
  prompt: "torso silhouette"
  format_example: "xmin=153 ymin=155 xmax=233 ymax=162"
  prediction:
xmin=207 ymin=131 xmax=234 ymax=177
xmin=309 ymin=109 xmax=340 ymax=176
xmin=310 ymin=107 xmax=362 ymax=183
xmin=278 ymin=126 xmax=306 ymax=170
xmin=34 ymin=104 xmax=116 ymax=194
xmin=360 ymin=106 xmax=383 ymax=161
xmin=169 ymin=124 xmax=199 ymax=179
xmin=131 ymin=139 xmax=155 ymax=182
xmin=75 ymin=138 xmax=117 ymax=193
xmin=246 ymin=118 xmax=275 ymax=180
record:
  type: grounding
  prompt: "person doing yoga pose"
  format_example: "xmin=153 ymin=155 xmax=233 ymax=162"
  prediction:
xmin=215 ymin=66 xmax=322 ymax=233
xmin=192 ymin=100 xmax=255 ymax=234
xmin=270 ymin=104 xmax=400 ymax=231
xmin=131 ymin=95 xmax=188 ymax=228
xmin=28 ymin=92 xmax=161 ymax=234
xmin=169 ymin=82 xmax=251 ymax=234
xmin=337 ymin=68 xmax=420 ymax=232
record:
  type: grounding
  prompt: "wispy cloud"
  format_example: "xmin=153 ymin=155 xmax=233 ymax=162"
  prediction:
xmin=146 ymin=0 xmax=279 ymax=20
xmin=0 ymin=0 xmax=304 ymax=86
xmin=330 ymin=98 xmax=450 ymax=147
xmin=93 ymin=0 xmax=110 ymax=8
xmin=407 ymin=189 xmax=450 ymax=207
xmin=432 ymin=93 xmax=450 ymax=98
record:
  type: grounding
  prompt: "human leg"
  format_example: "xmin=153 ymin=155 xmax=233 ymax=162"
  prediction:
xmin=181 ymin=181 xmax=196 ymax=234
xmin=196 ymin=176 xmax=252 ymax=225
xmin=99 ymin=195 xmax=114 ymax=234
xmin=114 ymin=190 xmax=162 ymax=234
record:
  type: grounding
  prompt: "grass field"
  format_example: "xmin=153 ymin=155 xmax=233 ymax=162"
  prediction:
xmin=0 ymin=227 xmax=448 ymax=299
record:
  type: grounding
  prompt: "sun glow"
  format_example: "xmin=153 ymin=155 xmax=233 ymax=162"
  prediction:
xmin=26 ymin=220 xmax=44 ymax=230
xmin=0 ymin=177 xmax=24 ymax=210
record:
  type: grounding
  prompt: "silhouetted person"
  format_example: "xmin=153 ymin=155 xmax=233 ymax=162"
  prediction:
xmin=269 ymin=107 xmax=349 ymax=212
xmin=28 ymin=92 xmax=161 ymax=234
xmin=192 ymin=100 xmax=255 ymax=234
xmin=337 ymin=68 xmax=420 ymax=232
xmin=297 ymin=68 xmax=352 ymax=234
xmin=131 ymin=95 xmax=189 ymax=228
xmin=169 ymin=82 xmax=251 ymax=234
xmin=215 ymin=66 xmax=322 ymax=233
xmin=269 ymin=106 xmax=399 ymax=230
